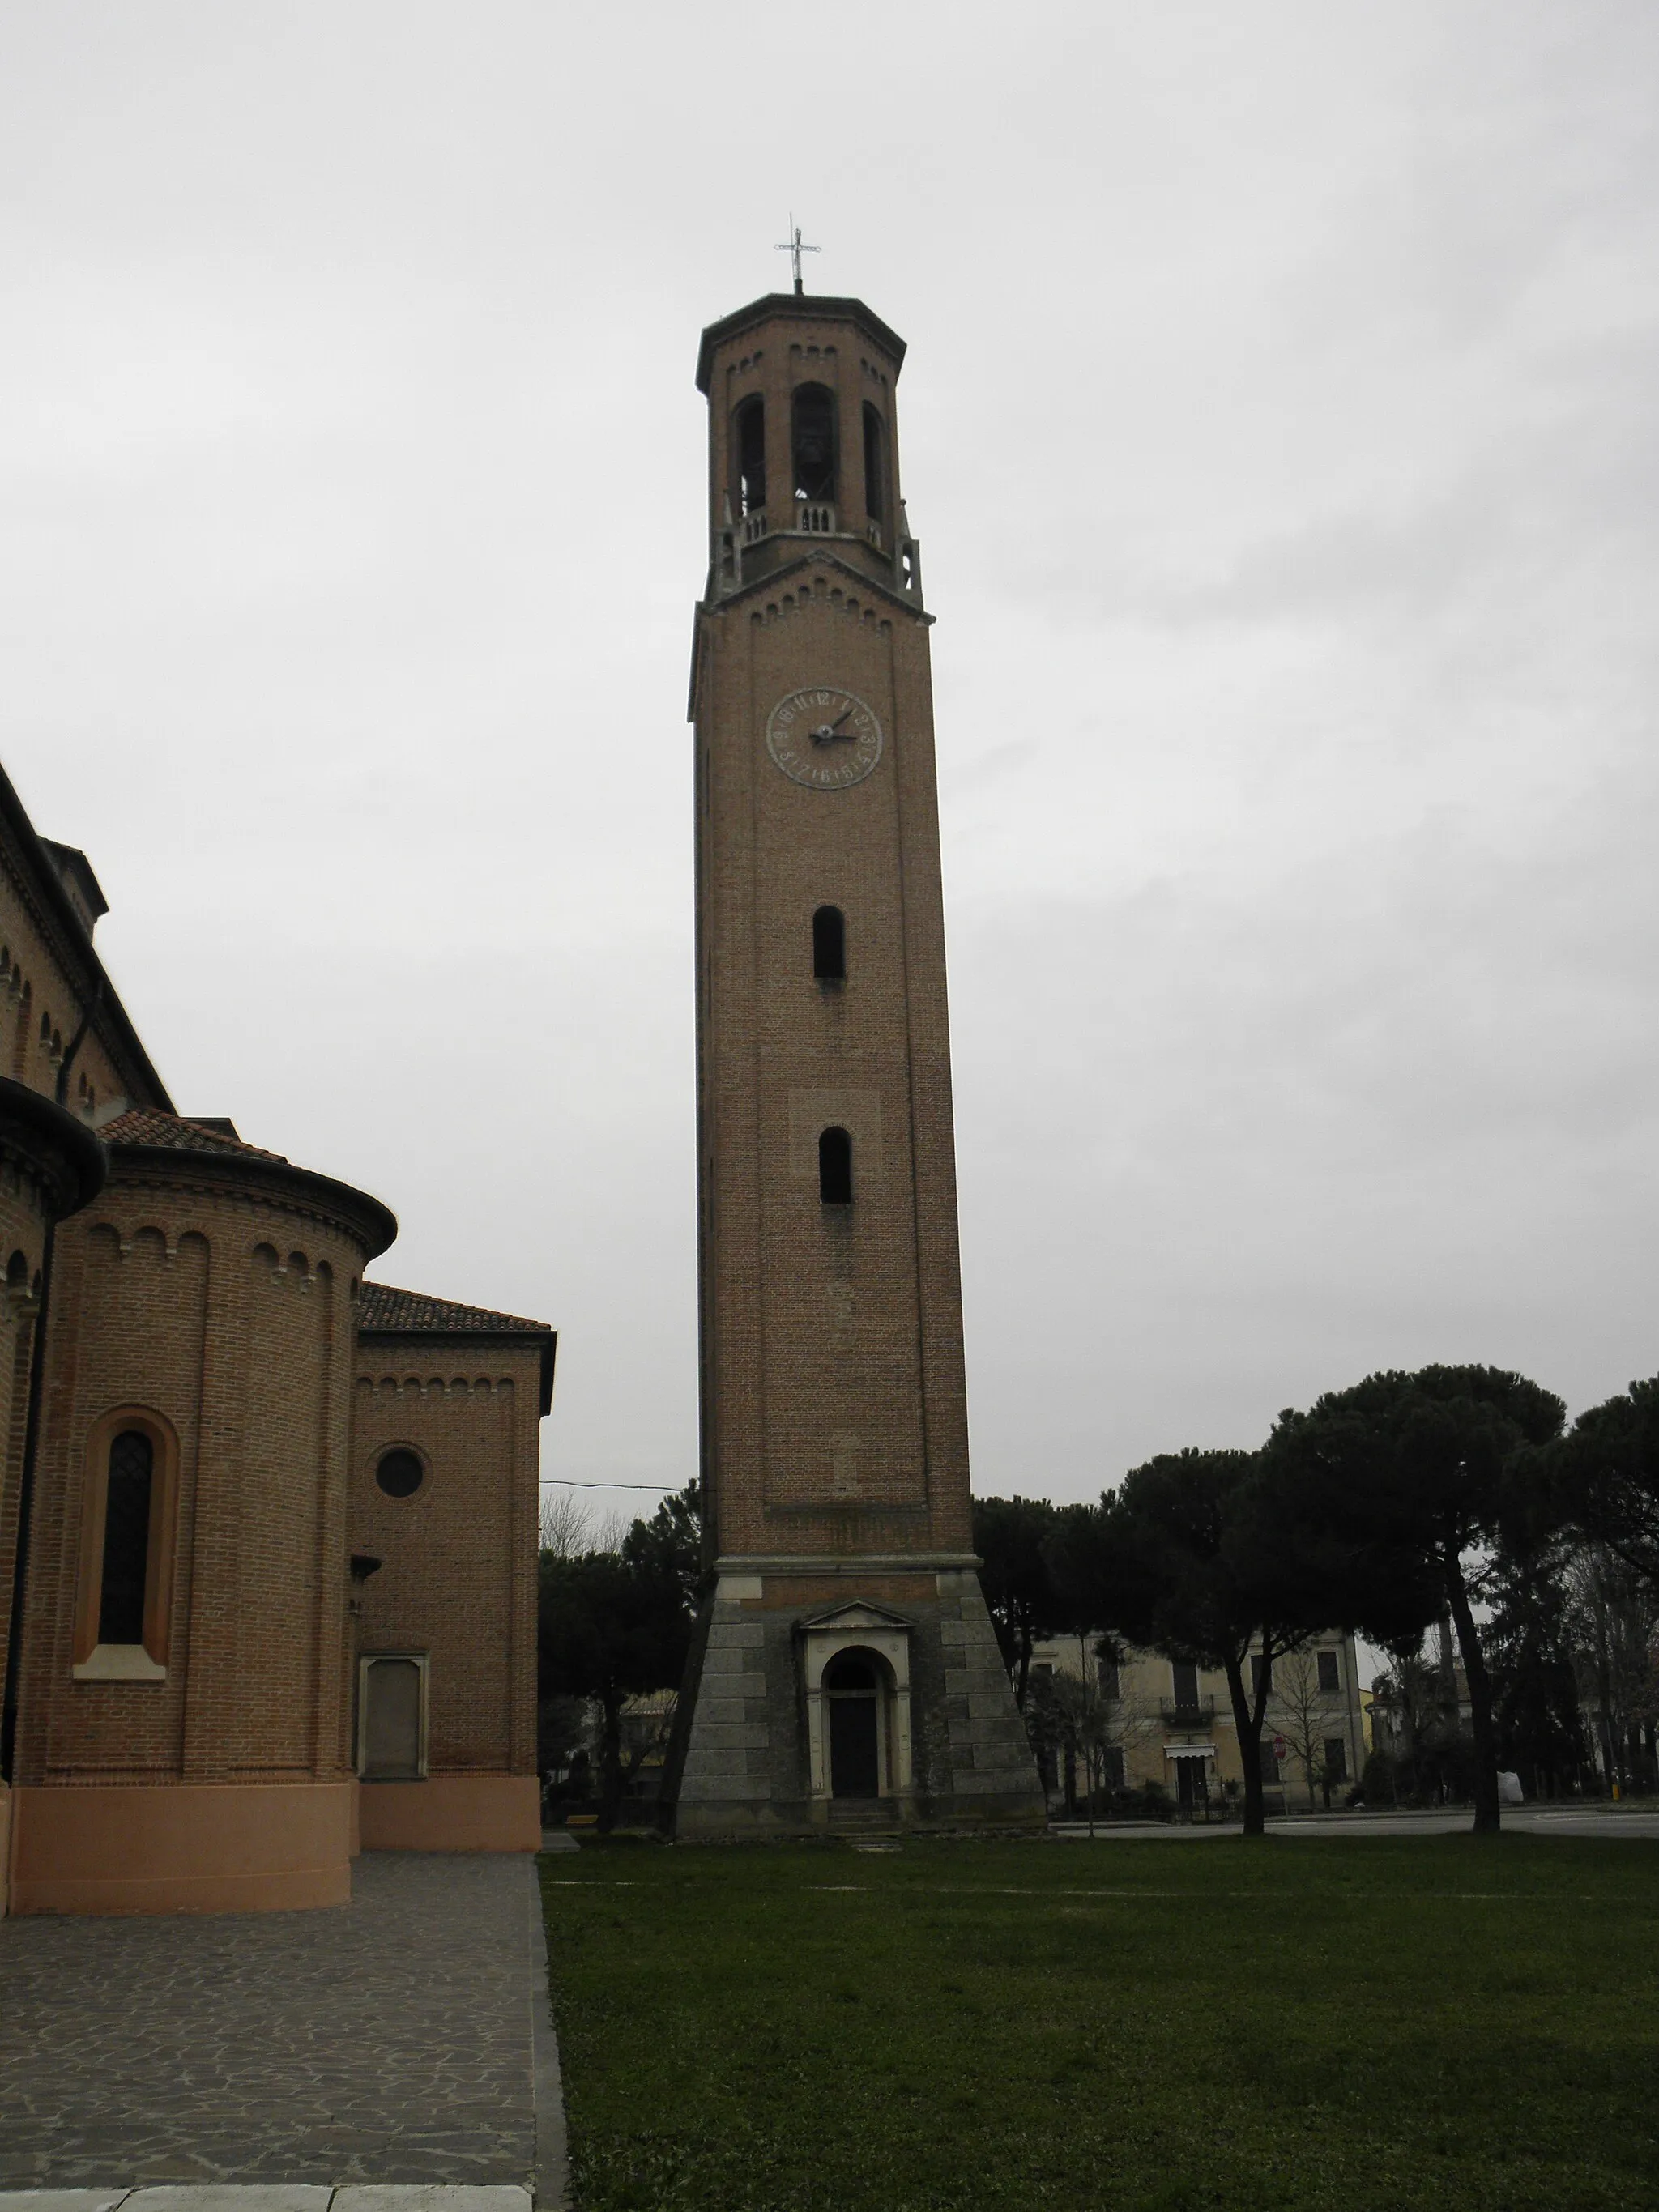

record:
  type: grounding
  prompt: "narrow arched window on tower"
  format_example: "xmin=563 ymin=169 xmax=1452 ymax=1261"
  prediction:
xmin=862 ymin=403 xmax=885 ymax=525
xmin=792 ymin=384 xmax=837 ymax=502
xmin=819 ymin=1126 xmax=853 ymax=1206
xmin=98 ymin=1428 xmax=155 ymax=1645
xmin=812 ymin=905 xmax=846 ymax=982
xmin=734 ymin=395 xmax=766 ymax=517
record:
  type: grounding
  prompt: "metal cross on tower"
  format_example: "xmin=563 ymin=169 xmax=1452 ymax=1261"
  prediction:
xmin=774 ymin=215 xmax=820 ymax=296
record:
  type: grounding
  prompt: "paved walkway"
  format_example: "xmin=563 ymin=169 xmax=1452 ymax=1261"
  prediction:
xmin=1051 ymin=1807 xmax=1659 ymax=1839
xmin=0 ymin=1856 xmax=556 ymax=2198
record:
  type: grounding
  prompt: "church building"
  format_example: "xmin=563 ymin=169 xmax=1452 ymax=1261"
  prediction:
xmin=0 ymin=760 xmax=549 ymax=1915
xmin=665 ymin=287 xmax=1044 ymax=1833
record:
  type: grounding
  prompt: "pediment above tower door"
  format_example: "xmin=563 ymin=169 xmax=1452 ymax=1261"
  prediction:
xmin=797 ymin=1599 xmax=915 ymax=1634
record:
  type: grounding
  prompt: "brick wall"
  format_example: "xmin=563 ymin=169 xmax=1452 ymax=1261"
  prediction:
xmin=349 ymin=1339 xmax=542 ymax=1778
xmin=695 ymin=318 xmax=971 ymax=1562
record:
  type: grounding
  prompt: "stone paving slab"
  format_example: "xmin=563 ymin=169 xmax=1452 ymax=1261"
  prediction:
xmin=0 ymin=2196 xmax=135 ymax=2212
xmin=335 ymin=2192 xmax=531 ymax=2212
xmin=0 ymin=2196 xmax=531 ymax=2212
xmin=0 ymin=1857 xmax=541 ymax=2190
xmin=128 ymin=2193 xmax=334 ymax=2212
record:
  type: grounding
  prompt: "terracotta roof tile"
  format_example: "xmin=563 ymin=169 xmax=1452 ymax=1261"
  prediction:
xmin=100 ymin=1108 xmax=288 ymax=1162
xmin=356 ymin=1281 xmax=552 ymax=1336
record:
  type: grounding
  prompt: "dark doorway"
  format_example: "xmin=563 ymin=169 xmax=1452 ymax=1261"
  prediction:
xmin=825 ymin=1652 xmax=881 ymax=1797
xmin=1174 ymin=1757 xmax=1209 ymax=1813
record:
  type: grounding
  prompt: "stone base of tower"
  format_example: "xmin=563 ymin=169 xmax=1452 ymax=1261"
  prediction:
xmin=663 ymin=1558 xmax=1046 ymax=1838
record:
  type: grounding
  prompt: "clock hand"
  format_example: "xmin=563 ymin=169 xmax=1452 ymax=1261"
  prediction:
xmin=811 ymin=705 xmax=858 ymax=744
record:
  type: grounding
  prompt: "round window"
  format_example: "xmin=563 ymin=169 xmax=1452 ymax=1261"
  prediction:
xmin=376 ymin=1447 xmax=424 ymax=1498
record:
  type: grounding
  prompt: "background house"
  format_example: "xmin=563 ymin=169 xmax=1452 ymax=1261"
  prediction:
xmin=1027 ymin=1630 xmax=1367 ymax=1818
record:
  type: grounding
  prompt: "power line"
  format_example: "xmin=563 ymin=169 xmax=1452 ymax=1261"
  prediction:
xmin=538 ymin=1477 xmax=684 ymax=1491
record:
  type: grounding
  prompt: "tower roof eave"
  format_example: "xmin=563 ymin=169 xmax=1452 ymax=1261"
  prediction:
xmin=697 ymin=548 xmax=935 ymax=628
xmin=695 ymin=294 xmax=907 ymax=393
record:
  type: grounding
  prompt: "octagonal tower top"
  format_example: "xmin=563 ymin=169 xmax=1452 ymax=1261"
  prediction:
xmin=697 ymin=292 xmax=922 ymax=611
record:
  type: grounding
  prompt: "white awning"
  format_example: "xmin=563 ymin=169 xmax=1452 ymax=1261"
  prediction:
xmin=1163 ymin=1744 xmax=1217 ymax=1758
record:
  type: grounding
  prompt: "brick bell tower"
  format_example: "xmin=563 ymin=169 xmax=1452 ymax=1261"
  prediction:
xmin=664 ymin=287 xmax=1044 ymax=1835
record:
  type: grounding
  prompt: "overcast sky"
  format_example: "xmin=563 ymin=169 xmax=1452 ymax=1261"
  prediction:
xmin=4 ymin=4 xmax=1657 ymax=1531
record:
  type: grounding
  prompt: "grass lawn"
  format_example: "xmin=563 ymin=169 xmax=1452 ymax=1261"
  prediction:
xmin=540 ymin=1834 xmax=1659 ymax=2212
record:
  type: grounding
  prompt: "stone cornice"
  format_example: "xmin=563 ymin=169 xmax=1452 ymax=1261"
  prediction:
xmin=356 ymin=1324 xmax=557 ymax=1414
xmin=0 ymin=760 xmax=173 ymax=1111
xmin=0 ymin=1076 xmax=107 ymax=1221
xmin=708 ymin=545 xmax=932 ymax=624
xmin=105 ymin=1143 xmax=397 ymax=1262
xmin=695 ymin=292 xmax=906 ymax=394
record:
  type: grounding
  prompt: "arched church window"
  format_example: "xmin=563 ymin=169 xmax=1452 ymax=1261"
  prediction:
xmin=98 ymin=1429 xmax=155 ymax=1645
xmin=734 ymin=396 xmax=766 ymax=518
xmin=792 ymin=384 xmax=837 ymax=503
xmin=862 ymin=403 xmax=885 ymax=524
xmin=812 ymin=905 xmax=846 ymax=982
xmin=819 ymin=1126 xmax=852 ymax=1206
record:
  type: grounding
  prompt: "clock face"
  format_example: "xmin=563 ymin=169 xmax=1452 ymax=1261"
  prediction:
xmin=765 ymin=687 xmax=884 ymax=791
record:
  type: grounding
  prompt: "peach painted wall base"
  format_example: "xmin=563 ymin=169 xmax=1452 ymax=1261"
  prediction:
xmin=358 ymin=1773 xmax=539 ymax=1852
xmin=10 ymin=1780 xmax=353 ymax=1915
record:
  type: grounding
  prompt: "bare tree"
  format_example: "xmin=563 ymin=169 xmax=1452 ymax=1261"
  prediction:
xmin=539 ymin=1486 xmax=593 ymax=1558
xmin=539 ymin=1487 xmax=630 ymax=1558
xmin=1027 ymin=1638 xmax=1166 ymax=1826
xmin=1269 ymin=1648 xmax=1342 ymax=1810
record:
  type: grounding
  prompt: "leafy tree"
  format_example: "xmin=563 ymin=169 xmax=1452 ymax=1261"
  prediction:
xmin=1265 ymin=1365 xmax=1565 ymax=1834
xmin=1546 ymin=1376 xmax=1659 ymax=1588
xmin=1046 ymin=1450 xmax=1329 ymax=1837
xmin=538 ymin=1500 xmax=698 ymax=1829
xmin=621 ymin=1481 xmax=709 ymax=1614
xmin=1484 ymin=1540 xmax=1589 ymax=1798
xmin=536 ymin=1692 xmax=589 ymax=1778
xmin=1370 ymin=1630 xmax=1467 ymax=1803
xmin=973 ymin=1494 xmax=1061 ymax=1708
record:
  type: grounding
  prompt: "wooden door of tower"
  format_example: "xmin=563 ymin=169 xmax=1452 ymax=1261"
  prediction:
xmin=825 ymin=1653 xmax=881 ymax=1797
